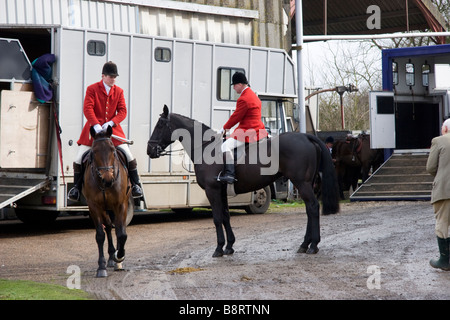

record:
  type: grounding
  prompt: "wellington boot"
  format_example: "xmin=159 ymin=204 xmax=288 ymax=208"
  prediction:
xmin=430 ymin=236 xmax=450 ymax=271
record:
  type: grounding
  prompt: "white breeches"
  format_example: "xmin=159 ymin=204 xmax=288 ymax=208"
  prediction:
xmin=74 ymin=144 xmax=134 ymax=164
xmin=221 ymin=138 xmax=245 ymax=156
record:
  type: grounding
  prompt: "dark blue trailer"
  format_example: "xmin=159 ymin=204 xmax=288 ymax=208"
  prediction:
xmin=352 ymin=44 xmax=450 ymax=201
xmin=370 ymin=44 xmax=450 ymax=151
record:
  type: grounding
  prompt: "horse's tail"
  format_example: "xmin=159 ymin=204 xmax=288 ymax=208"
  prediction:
xmin=306 ymin=134 xmax=340 ymax=215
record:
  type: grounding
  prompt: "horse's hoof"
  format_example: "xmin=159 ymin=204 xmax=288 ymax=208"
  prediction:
xmin=224 ymin=248 xmax=234 ymax=255
xmin=212 ymin=250 xmax=224 ymax=258
xmin=114 ymin=250 xmax=125 ymax=263
xmin=107 ymin=259 xmax=115 ymax=268
xmin=297 ymin=246 xmax=307 ymax=253
xmin=306 ymin=247 xmax=319 ymax=254
xmin=96 ymin=269 xmax=108 ymax=278
xmin=114 ymin=262 xmax=125 ymax=271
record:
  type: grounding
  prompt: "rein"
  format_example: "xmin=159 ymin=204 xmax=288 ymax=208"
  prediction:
xmin=90 ymin=137 xmax=121 ymax=191
xmin=148 ymin=115 xmax=185 ymax=156
xmin=149 ymin=115 xmax=221 ymax=158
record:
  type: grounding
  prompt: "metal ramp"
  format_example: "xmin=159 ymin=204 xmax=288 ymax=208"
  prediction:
xmin=0 ymin=173 xmax=49 ymax=209
xmin=350 ymin=151 xmax=433 ymax=201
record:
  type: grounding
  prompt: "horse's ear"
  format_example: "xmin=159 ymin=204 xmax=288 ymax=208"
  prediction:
xmin=106 ymin=125 xmax=113 ymax=137
xmin=163 ymin=104 xmax=169 ymax=118
xmin=90 ymin=126 xmax=96 ymax=139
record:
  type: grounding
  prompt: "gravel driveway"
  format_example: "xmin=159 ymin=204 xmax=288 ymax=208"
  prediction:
xmin=0 ymin=201 xmax=449 ymax=301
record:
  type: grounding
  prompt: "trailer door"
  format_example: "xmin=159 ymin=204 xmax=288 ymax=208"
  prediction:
xmin=369 ymin=91 xmax=395 ymax=149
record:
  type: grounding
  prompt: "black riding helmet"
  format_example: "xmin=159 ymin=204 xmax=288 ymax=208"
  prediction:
xmin=102 ymin=61 xmax=119 ymax=77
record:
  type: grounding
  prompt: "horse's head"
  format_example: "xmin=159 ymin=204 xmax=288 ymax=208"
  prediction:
xmin=90 ymin=125 xmax=117 ymax=188
xmin=147 ymin=105 xmax=174 ymax=158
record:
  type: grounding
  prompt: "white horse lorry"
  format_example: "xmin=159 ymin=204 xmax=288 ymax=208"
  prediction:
xmin=0 ymin=1 xmax=297 ymax=223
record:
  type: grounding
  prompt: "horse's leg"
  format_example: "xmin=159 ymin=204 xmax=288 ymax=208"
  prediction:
xmin=113 ymin=203 xmax=127 ymax=270
xmin=296 ymin=181 xmax=320 ymax=254
xmin=105 ymin=222 xmax=116 ymax=268
xmin=336 ymin=166 xmax=346 ymax=200
xmin=221 ymin=185 xmax=235 ymax=255
xmin=93 ymin=215 xmax=108 ymax=278
xmin=206 ymin=186 xmax=226 ymax=257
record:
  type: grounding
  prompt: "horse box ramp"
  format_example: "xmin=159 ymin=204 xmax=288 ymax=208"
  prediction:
xmin=350 ymin=151 xmax=433 ymax=201
xmin=0 ymin=173 xmax=49 ymax=209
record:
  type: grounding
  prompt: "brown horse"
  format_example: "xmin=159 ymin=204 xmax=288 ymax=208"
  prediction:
xmin=83 ymin=126 xmax=130 ymax=277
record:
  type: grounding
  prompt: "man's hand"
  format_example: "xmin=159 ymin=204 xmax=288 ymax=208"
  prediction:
xmin=219 ymin=128 xmax=229 ymax=138
xmin=93 ymin=124 xmax=103 ymax=133
xmin=102 ymin=121 xmax=115 ymax=131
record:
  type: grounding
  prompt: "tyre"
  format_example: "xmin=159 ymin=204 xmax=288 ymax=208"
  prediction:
xmin=245 ymin=186 xmax=271 ymax=214
xmin=15 ymin=209 xmax=59 ymax=225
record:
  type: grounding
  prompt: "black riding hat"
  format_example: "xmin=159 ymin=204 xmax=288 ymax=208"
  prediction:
xmin=231 ymin=72 xmax=248 ymax=85
xmin=102 ymin=61 xmax=119 ymax=77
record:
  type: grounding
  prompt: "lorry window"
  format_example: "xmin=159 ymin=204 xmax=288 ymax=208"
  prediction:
xmin=155 ymin=47 xmax=171 ymax=62
xmin=217 ymin=67 xmax=245 ymax=101
xmin=435 ymin=64 xmax=450 ymax=89
xmin=261 ymin=100 xmax=285 ymax=134
xmin=87 ymin=40 xmax=106 ymax=56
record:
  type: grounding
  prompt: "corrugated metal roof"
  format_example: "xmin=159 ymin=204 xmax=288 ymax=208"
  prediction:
xmin=0 ymin=0 xmax=139 ymax=33
xmin=139 ymin=7 xmax=253 ymax=45
xmin=299 ymin=0 xmax=447 ymax=36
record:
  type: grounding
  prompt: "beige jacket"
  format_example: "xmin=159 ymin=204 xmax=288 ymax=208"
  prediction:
xmin=426 ymin=133 xmax=450 ymax=203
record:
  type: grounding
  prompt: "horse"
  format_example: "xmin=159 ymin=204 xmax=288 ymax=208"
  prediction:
xmin=332 ymin=134 xmax=384 ymax=199
xmin=82 ymin=125 xmax=130 ymax=277
xmin=147 ymin=105 xmax=339 ymax=257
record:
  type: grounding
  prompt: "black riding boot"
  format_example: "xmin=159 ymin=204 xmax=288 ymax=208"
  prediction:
xmin=128 ymin=159 xmax=143 ymax=198
xmin=68 ymin=163 xmax=83 ymax=201
xmin=218 ymin=164 xmax=236 ymax=184
xmin=218 ymin=151 xmax=236 ymax=184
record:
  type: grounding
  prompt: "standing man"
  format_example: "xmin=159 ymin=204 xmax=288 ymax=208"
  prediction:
xmin=426 ymin=118 xmax=450 ymax=271
xmin=68 ymin=61 xmax=143 ymax=201
xmin=218 ymin=72 xmax=268 ymax=184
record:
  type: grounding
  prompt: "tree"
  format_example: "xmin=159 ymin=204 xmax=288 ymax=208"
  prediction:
xmin=316 ymin=41 xmax=381 ymax=131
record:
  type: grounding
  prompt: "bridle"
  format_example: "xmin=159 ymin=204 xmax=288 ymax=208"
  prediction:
xmin=148 ymin=116 xmax=179 ymax=157
xmin=91 ymin=137 xmax=120 ymax=190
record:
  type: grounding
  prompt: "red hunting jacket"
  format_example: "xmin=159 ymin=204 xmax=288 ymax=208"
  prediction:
xmin=77 ymin=80 xmax=127 ymax=147
xmin=223 ymin=87 xmax=268 ymax=143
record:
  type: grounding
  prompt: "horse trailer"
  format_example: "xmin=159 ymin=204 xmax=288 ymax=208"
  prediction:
xmin=352 ymin=44 xmax=450 ymax=201
xmin=0 ymin=6 xmax=296 ymax=222
xmin=370 ymin=44 xmax=450 ymax=152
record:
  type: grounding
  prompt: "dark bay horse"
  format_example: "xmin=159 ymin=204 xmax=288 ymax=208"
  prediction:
xmin=147 ymin=105 xmax=339 ymax=257
xmin=83 ymin=126 xmax=130 ymax=277
xmin=333 ymin=134 xmax=384 ymax=199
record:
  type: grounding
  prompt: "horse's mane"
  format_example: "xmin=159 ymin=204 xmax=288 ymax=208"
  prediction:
xmin=171 ymin=112 xmax=212 ymax=133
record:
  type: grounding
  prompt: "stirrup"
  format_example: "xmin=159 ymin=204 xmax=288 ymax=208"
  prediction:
xmin=131 ymin=184 xmax=143 ymax=199
xmin=68 ymin=187 xmax=80 ymax=201
xmin=217 ymin=172 xmax=236 ymax=184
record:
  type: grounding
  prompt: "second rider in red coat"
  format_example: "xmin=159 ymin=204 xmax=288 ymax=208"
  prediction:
xmin=218 ymin=72 xmax=268 ymax=184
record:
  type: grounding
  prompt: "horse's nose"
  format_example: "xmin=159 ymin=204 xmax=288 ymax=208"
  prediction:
xmin=147 ymin=145 xmax=161 ymax=158
xmin=102 ymin=177 xmax=113 ymax=188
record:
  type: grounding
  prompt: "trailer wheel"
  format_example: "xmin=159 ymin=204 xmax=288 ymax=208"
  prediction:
xmin=245 ymin=186 xmax=271 ymax=214
xmin=15 ymin=209 xmax=59 ymax=225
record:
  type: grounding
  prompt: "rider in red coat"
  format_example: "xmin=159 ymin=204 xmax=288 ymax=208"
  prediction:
xmin=68 ymin=61 xmax=143 ymax=201
xmin=218 ymin=72 xmax=268 ymax=183
xmin=77 ymin=79 xmax=127 ymax=147
xmin=223 ymin=83 xmax=268 ymax=143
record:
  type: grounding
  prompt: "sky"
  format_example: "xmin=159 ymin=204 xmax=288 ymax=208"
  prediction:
xmin=301 ymin=40 xmax=383 ymax=89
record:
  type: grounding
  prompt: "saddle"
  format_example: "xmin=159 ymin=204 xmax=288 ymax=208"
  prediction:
xmin=230 ymin=137 xmax=270 ymax=166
